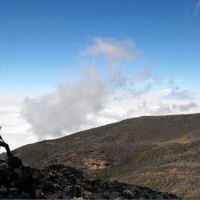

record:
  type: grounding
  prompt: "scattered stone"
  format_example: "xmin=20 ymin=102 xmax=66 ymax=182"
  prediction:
xmin=0 ymin=156 xmax=181 ymax=199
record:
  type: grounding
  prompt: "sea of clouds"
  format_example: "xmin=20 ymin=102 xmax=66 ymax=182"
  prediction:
xmin=0 ymin=37 xmax=199 ymax=150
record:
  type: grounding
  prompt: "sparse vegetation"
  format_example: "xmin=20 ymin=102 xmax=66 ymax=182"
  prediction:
xmin=11 ymin=113 xmax=200 ymax=199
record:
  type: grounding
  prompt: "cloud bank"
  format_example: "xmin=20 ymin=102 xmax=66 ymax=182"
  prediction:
xmin=21 ymin=37 xmax=200 ymax=140
xmin=0 ymin=100 xmax=37 ymax=150
xmin=22 ymin=38 xmax=139 ymax=139
xmin=22 ymin=67 xmax=109 ymax=139
xmin=163 ymin=86 xmax=193 ymax=100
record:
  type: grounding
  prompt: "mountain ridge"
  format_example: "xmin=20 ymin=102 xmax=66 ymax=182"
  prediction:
xmin=12 ymin=113 xmax=200 ymax=199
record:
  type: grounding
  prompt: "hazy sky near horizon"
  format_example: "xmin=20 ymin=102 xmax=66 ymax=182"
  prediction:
xmin=0 ymin=0 xmax=200 ymax=150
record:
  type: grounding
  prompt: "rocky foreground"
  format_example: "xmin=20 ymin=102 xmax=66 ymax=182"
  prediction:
xmin=0 ymin=155 xmax=181 ymax=199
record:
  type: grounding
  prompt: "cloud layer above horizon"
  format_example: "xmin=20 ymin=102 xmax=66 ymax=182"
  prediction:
xmin=21 ymin=38 xmax=200 ymax=140
xmin=0 ymin=1 xmax=200 ymax=151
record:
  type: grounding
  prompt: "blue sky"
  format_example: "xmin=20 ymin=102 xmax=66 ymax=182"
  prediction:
xmin=0 ymin=0 xmax=200 ymax=149
xmin=0 ymin=0 xmax=200 ymax=91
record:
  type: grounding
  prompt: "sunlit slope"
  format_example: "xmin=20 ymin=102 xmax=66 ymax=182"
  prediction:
xmin=14 ymin=113 xmax=200 ymax=198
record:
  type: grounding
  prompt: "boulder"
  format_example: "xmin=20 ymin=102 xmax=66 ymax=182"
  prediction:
xmin=0 ymin=158 xmax=181 ymax=199
xmin=6 ymin=155 xmax=23 ymax=169
xmin=0 ymin=156 xmax=35 ymax=198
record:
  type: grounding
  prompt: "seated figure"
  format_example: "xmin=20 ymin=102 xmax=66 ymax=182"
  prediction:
xmin=0 ymin=126 xmax=12 ymax=156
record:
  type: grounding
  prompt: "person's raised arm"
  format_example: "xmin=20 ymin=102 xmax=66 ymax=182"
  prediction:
xmin=0 ymin=126 xmax=2 ymax=141
xmin=0 ymin=126 xmax=5 ymax=142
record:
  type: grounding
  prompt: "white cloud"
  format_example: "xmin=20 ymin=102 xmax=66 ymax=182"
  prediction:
xmin=0 ymin=102 xmax=37 ymax=151
xmin=22 ymin=63 xmax=153 ymax=140
xmin=22 ymin=66 xmax=109 ymax=139
xmin=0 ymin=37 xmax=199 ymax=150
xmin=82 ymin=38 xmax=136 ymax=66
xmin=21 ymin=38 xmax=152 ymax=140
xmin=136 ymin=100 xmax=199 ymax=116
xmin=172 ymin=102 xmax=197 ymax=112
xmin=0 ymin=92 xmax=45 ymax=151
xmin=162 ymin=86 xmax=193 ymax=100
xmin=19 ymin=37 xmax=200 ymax=143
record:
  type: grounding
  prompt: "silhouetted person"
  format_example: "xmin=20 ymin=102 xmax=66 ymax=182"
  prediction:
xmin=0 ymin=126 xmax=12 ymax=156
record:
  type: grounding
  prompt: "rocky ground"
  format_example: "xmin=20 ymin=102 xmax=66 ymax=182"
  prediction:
xmin=0 ymin=155 xmax=181 ymax=199
xmin=13 ymin=113 xmax=200 ymax=198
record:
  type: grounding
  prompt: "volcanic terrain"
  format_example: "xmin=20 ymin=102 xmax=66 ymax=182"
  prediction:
xmin=13 ymin=113 xmax=200 ymax=199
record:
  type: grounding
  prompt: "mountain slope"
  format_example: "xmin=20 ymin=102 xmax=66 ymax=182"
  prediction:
xmin=13 ymin=113 xmax=200 ymax=199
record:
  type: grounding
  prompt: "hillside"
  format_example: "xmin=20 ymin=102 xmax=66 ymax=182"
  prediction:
xmin=13 ymin=113 xmax=200 ymax=199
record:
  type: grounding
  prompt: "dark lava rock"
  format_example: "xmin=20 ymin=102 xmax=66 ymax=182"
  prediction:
xmin=0 ymin=156 xmax=181 ymax=199
xmin=6 ymin=155 xmax=23 ymax=169
xmin=0 ymin=156 xmax=35 ymax=199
